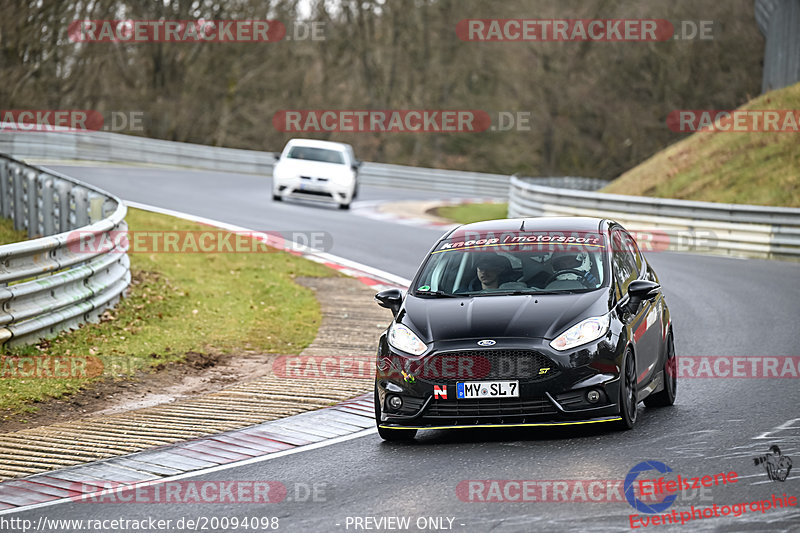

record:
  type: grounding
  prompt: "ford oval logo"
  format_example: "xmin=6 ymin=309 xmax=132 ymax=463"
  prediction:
xmin=477 ymin=340 xmax=496 ymax=347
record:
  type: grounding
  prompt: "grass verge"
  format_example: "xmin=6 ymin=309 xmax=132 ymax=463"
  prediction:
xmin=0 ymin=217 xmax=27 ymax=245
xmin=435 ymin=202 xmax=509 ymax=224
xmin=0 ymin=208 xmax=334 ymax=412
xmin=603 ymin=82 xmax=800 ymax=207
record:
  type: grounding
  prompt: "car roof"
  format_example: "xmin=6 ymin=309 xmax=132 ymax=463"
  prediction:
xmin=448 ymin=216 xmax=608 ymax=236
xmin=284 ymin=138 xmax=352 ymax=151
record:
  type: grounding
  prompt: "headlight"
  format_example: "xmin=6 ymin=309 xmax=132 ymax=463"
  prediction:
xmin=550 ymin=314 xmax=610 ymax=351
xmin=388 ymin=323 xmax=427 ymax=355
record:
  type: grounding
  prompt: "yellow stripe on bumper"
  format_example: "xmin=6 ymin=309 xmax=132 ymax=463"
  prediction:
xmin=379 ymin=416 xmax=622 ymax=430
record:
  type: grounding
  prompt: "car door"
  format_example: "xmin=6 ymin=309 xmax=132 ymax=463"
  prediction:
xmin=621 ymin=229 xmax=662 ymax=383
xmin=611 ymin=228 xmax=656 ymax=389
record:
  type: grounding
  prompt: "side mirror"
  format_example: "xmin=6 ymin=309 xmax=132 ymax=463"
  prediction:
xmin=626 ymin=280 xmax=660 ymax=313
xmin=272 ymin=152 xmax=281 ymax=161
xmin=375 ymin=288 xmax=403 ymax=317
xmin=351 ymin=160 xmax=362 ymax=171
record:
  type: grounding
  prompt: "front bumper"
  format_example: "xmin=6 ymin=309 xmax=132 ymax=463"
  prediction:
xmin=375 ymin=335 xmax=624 ymax=428
xmin=274 ymin=176 xmax=353 ymax=204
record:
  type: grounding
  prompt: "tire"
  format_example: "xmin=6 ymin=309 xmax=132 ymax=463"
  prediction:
xmin=615 ymin=349 xmax=638 ymax=430
xmin=374 ymin=383 xmax=417 ymax=441
xmin=644 ymin=332 xmax=677 ymax=407
xmin=272 ymin=193 xmax=282 ymax=202
xmin=338 ymin=202 xmax=351 ymax=210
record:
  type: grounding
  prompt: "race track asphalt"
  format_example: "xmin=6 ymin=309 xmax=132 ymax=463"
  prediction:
xmin=19 ymin=165 xmax=798 ymax=532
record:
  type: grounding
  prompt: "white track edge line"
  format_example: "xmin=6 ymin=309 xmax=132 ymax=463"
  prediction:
xmin=124 ymin=200 xmax=412 ymax=287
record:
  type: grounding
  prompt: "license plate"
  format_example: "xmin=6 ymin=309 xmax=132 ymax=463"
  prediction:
xmin=456 ymin=380 xmax=519 ymax=399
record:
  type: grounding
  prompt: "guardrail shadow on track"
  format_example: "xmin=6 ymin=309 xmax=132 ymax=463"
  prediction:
xmin=0 ymin=154 xmax=130 ymax=347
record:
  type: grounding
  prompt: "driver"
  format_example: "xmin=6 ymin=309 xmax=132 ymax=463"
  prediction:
xmin=473 ymin=254 xmax=513 ymax=290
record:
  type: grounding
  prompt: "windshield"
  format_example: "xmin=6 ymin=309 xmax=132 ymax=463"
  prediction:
xmin=286 ymin=146 xmax=345 ymax=164
xmin=413 ymin=231 xmax=607 ymax=297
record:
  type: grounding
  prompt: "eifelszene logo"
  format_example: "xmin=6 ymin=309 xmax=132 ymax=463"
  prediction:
xmin=625 ymin=461 xmax=677 ymax=514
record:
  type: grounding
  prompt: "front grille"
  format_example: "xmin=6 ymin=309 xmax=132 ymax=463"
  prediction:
xmin=418 ymin=349 xmax=559 ymax=384
xmin=293 ymin=189 xmax=333 ymax=198
xmin=424 ymin=396 xmax=558 ymax=419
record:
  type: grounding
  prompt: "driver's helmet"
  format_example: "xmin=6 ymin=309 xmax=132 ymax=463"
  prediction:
xmin=551 ymin=252 xmax=590 ymax=272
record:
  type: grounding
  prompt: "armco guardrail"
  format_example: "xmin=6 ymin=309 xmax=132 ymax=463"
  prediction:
xmin=509 ymin=175 xmax=800 ymax=260
xmin=0 ymin=129 xmax=272 ymax=174
xmin=0 ymin=154 xmax=130 ymax=347
xmin=361 ymin=161 xmax=509 ymax=195
xmin=5 ymin=129 xmax=797 ymax=260
xmin=0 ymin=129 xmax=611 ymax=196
xmin=0 ymin=128 xmax=512 ymax=195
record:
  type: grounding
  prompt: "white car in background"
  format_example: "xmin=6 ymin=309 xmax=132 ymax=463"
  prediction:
xmin=271 ymin=139 xmax=361 ymax=210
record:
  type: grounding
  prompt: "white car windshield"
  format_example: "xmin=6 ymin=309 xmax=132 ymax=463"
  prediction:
xmin=286 ymin=146 xmax=345 ymax=164
xmin=413 ymin=231 xmax=607 ymax=296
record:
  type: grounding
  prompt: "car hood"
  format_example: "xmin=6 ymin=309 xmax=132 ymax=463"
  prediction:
xmin=401 ymin=290 xmax=612 ymax=342
xmin=274 ymin=158 xmax=352 ymax=179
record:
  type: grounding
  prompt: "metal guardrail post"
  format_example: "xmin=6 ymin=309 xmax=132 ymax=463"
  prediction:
xmin=37 ymin=171 xmax=55 ymax=237
xmin=0 ymin=159 xmax=8 ymax=218
xmin=24 ymin=168 xmax=38 ymax=238
xmin=69 ymin=186 xmax=89 ymax=229
xmin=11 ymin=164 xmax=24 ymax=232
xmin=53 ymin=180 xmax=71 ymax=233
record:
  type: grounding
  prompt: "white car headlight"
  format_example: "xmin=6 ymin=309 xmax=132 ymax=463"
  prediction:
xmin=550 ymin=314 xmax=610 ymax=351
xmin=388 ymin=323 xmax=427 ymax=355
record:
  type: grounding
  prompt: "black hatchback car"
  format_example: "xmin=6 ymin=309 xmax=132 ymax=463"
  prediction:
xmin=373 ymin=217 xmax=676 ymax=441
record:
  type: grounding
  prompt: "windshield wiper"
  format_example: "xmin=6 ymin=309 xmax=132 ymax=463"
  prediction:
xmin=415 ymin=290 xmax=458 ymax=298
xmin=477 ymin=290 xmax=533 ymax=296
xmin=471 ymin=289 xmax=583 ymax=297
